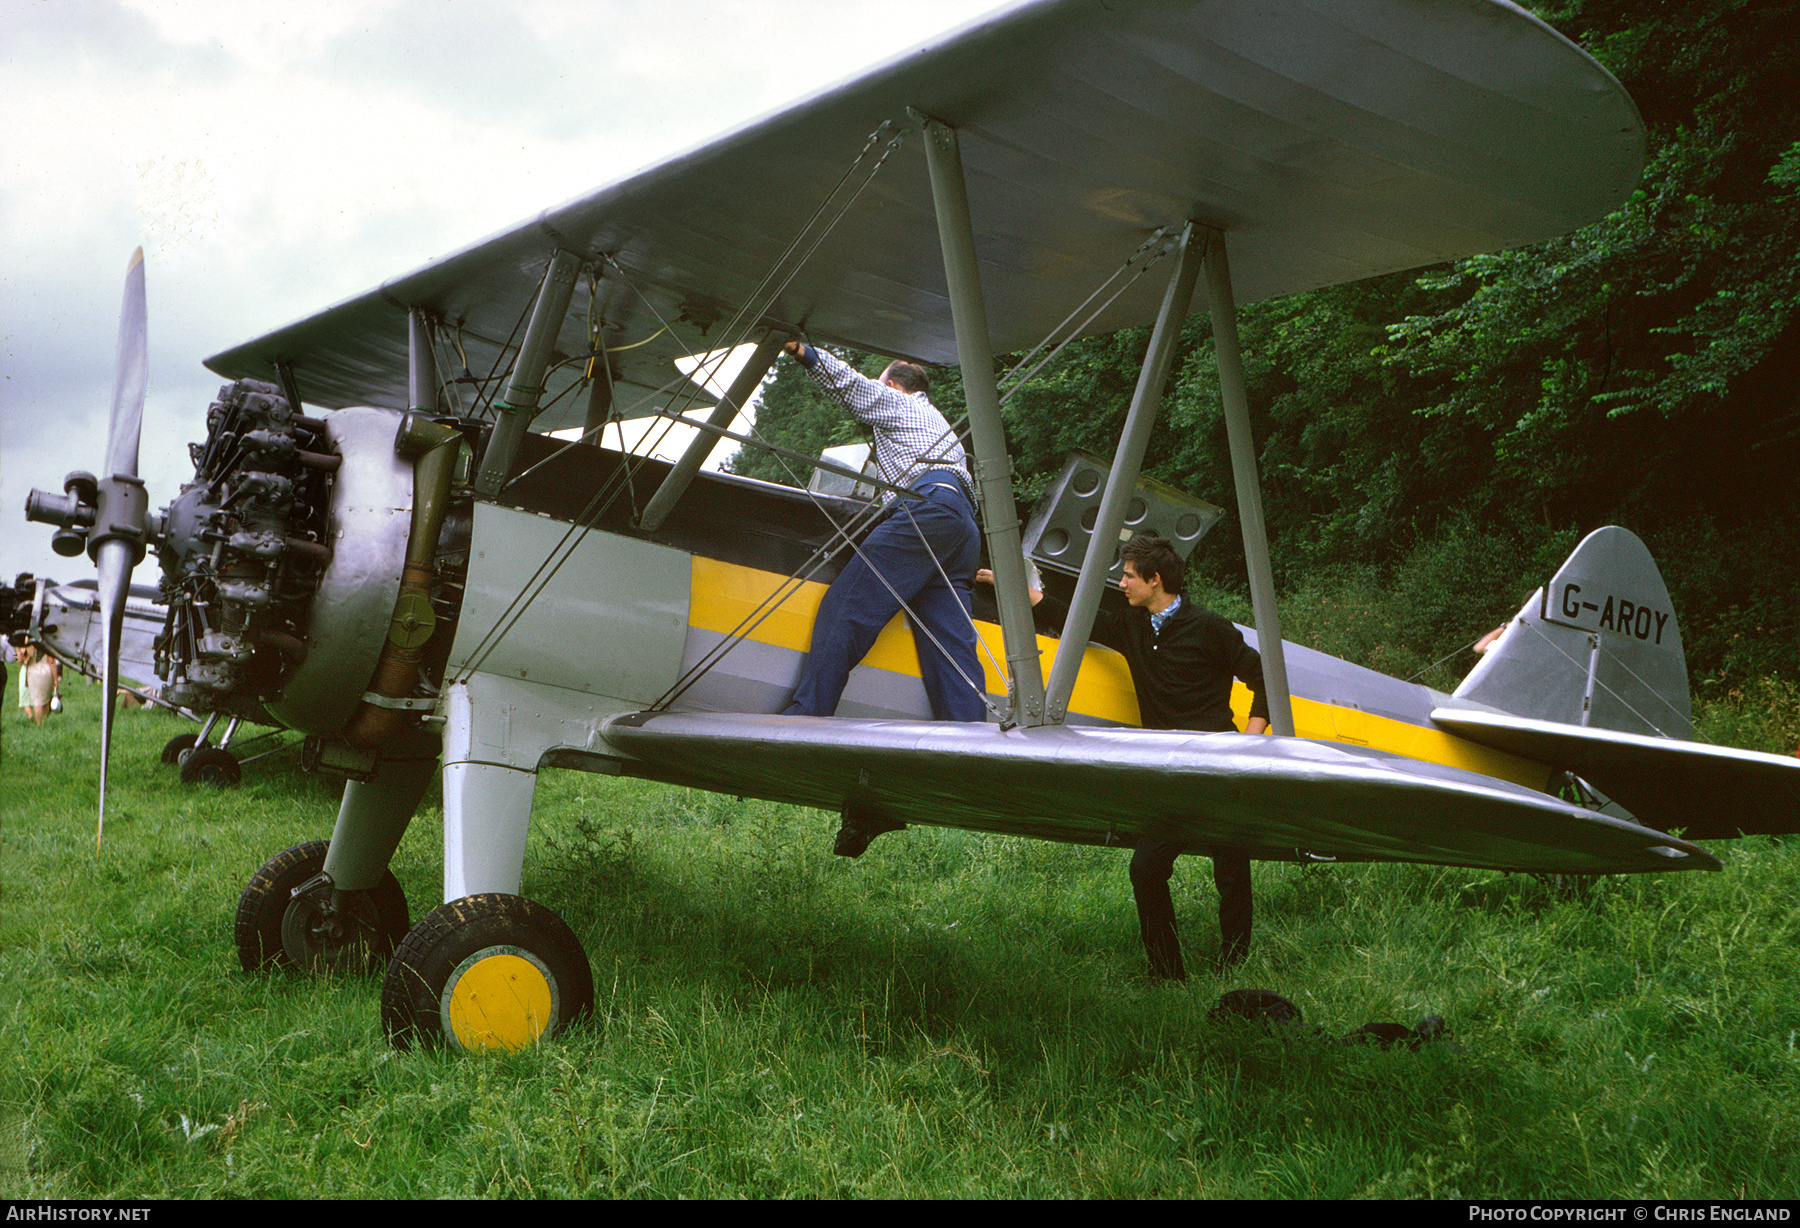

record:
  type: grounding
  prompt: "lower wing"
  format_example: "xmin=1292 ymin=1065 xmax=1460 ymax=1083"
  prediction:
xmin=597 ymin=713 xmax=1719 ymax=874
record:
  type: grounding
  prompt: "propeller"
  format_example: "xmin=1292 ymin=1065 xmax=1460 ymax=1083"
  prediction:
xmin=90 ymin=249 xmax=151 ymax=849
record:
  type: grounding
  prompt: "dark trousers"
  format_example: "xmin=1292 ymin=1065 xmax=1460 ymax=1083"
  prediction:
xmin=786 ymin=475 xmax=985 ymax=722
xmin=1129 ymin=839 xmax=1252 ymax=980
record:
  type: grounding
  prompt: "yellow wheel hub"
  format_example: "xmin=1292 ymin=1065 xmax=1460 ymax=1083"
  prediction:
xmin=442 ymin=946 xmax=557 ymax=1053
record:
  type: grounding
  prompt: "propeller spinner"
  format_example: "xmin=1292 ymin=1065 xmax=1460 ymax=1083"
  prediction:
xmin=25 ymin=248 xmax=153 ymax=848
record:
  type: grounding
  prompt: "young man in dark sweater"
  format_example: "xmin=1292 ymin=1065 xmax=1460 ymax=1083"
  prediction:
xmin=982 ymin=532 xmax=1269 ymax=978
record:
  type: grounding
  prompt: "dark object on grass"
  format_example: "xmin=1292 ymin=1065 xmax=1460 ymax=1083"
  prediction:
xmin=1210 ymin=991 xmax=1454 ymax=1051
xmin=1209 ymin=988 xmax=1303 ymax=1032
xmin=1339 ymin=1014 xmax=1450 ymax=1050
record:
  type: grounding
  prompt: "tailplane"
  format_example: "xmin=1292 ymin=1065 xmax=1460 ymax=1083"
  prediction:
xmin=1453 ymin=527 xmax=1691 ymax=740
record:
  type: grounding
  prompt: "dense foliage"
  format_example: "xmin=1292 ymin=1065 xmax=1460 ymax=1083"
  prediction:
xmin=732 ymin=0 xmax=1800 ymax=689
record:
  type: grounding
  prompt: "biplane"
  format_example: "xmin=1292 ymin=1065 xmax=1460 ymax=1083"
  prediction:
xmin=27 ymin=0 xmax=1800 ymax=1054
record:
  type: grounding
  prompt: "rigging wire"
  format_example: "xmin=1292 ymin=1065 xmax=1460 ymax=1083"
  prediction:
xmin=997 ymin=231 xmax=1174 ymax=402
xmin=641 ymin=221 xmax=1186 ymax=712
xmin=468 ymin=262 xmax=550 ymax=421
xmin=1509 ymin=618 xmax=1698 ymax=741
xmin=428 ymin=318 xmax=469 ymax=418
xmin=452 ymin=118 xmax=1173 ymax=719
xmin=497 ymin=121 xmax=910 ymax=504
xmin=649 ymin=498 xmax=891 ymax=709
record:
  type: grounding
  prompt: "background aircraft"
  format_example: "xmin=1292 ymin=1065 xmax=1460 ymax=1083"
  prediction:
xmin=25 ymin=0 xmax=1798 ymax=1053
xmin=4 ymin=572 xmax=295 ymax=784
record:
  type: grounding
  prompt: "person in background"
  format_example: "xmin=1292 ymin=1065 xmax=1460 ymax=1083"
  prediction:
xmin=17 ymin=640 xmax=61 ymax=726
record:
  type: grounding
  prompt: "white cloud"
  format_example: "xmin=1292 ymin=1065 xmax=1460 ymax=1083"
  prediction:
xmin=1 ymin=0 xmax=987 ymax=581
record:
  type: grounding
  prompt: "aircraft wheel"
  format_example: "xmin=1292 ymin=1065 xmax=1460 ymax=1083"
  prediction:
xmin=161 ymin=733 xmax=199 ymax=765
xmin=233 ymin=840 xmax=410 ymax=974
xmin=380 ymin=894 xmax=594 ymax=1053
xmin=180 ymin=745 xmax=242 ymax=787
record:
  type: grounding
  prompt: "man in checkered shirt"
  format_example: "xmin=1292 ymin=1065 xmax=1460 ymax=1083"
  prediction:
xmin=779 ymin=340 xmax=986 ymax=852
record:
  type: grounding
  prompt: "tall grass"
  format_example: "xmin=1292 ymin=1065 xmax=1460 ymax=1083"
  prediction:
xmin=2 ymin=683 xmax=1795 ymax=1198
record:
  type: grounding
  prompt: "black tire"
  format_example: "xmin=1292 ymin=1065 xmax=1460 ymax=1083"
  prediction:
xmin=161 ymin=733 xmax=199 ymax=765
xmin=381 ymin=894 xmax=594 ymax=1053
xmin=233 ymin=840 xmax=410 ymax=974
xmin=180 ymin=745 xmax=242 ymax=786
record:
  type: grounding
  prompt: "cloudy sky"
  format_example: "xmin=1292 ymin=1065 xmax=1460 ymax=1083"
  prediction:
xmin=0 ymin=0 xmax=988 ymax=582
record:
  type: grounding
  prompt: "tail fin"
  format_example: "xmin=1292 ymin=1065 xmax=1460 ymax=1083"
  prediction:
xmin=1454 ymin=527 xmax=1691 ymax=739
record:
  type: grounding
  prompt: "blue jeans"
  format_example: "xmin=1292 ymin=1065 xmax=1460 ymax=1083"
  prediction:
xmin=787 ymin=473 xmax=985 ymax=721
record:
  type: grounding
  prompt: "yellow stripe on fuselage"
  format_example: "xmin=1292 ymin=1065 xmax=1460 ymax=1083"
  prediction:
xmin=687 ymin=555 xmax=1140 ymax=721
xmin=688 ymin=555 xmax=1551 ymax=790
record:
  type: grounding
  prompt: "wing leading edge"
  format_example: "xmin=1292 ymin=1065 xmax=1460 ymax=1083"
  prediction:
xmin=596 ymin=712 xmax=1717 ymax=875
xmin=203 ymin=0 xmax=1643 ymax=432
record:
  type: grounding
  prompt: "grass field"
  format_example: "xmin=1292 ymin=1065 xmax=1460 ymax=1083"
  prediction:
xmin=2 ymin=682 xmax=1796 ymax=1198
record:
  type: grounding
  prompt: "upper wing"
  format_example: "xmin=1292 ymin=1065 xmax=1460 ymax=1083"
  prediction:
xmin=203 ymin=0 xmax=1643 ymax=431
xmin=596 ymin=712 xmax=1717 ymax=875
xmin=1431 ymin=709 xmax=1800 ymax=839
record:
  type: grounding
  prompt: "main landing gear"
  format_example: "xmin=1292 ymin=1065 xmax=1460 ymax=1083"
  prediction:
xmin=233 ymin=841 xmax=410 ymax=973
xmin=161 ymin=715 xmax=261 ymax=787
xmin=234 ymin=845 xmax=593 ymax=1053
xmin=381 ymin=894 xmax=594 ymax=1053
xmin=162 ymin=731 xmax=243 ymax=786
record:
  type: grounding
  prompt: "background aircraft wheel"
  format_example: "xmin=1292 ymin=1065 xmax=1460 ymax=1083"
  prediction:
xmin=380 ymin=894 xmax=594 ymax=1053
xmin=160 ymin=733 xmax=199 ymax=765
xmin=179 ymin=745 xmax=242 ymax=787
xmin=233 ymin=840 xmax=409 ymax=974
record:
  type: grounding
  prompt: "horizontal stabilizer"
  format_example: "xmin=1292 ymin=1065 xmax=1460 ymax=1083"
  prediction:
xmin=1431 ymin=708 xmax=1800 ymax=838
xmin=599 ymin=712 xmax=1718 ymax=874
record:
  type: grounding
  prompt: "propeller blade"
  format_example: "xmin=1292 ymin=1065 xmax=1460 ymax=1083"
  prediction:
xmin=105 ymin=248 xmax=148 ymax=481
xmin=96 ymin=248 xmax=150 ymax=850
xmin=95 ymin=539 xmax=132 ymax=851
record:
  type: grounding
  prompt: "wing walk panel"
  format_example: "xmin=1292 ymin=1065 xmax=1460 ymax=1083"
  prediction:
xmin=597 ymin=712 xmax=1717 ymax=875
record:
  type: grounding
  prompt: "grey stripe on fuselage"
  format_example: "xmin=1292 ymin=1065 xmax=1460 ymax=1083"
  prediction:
xmin=1237 ymin=626 xmax=1440 ymax=729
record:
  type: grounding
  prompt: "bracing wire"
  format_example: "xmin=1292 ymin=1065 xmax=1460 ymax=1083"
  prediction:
xmin=455 ymin=125 xmax=909 ymax=682
xmin=454 ymin=119 xmax=1179 ymax=718
xmin=1510 ymin=618 xmax=1697 ymax=740
xmin=645 ymin=223 xmax=1184 ymax=712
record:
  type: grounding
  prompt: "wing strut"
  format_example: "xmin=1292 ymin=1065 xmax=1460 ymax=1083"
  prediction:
xmin=473 ymin=249 xmax=583 ymax=496
xmin=918 ymin=115 xmax=1046 ymax=729
xmin=1203 ymin=230 xmax=1295 ymax=736
xmin=637 ymin=333 xmax=786 ymax=533
xmin=1043 ymin=222 xmax=1203 ymax=723
xmin=408 ymin=307 xmax=438 ymax=413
